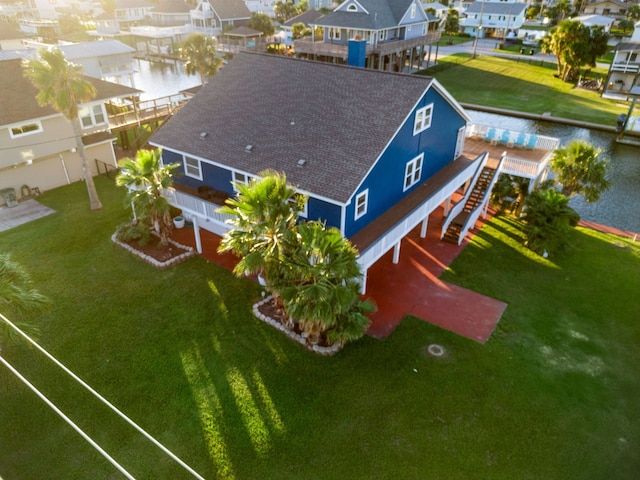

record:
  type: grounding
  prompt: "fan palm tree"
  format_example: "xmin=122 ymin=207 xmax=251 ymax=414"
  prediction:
xmin=178 ymin=33 xmax=223 ymax=86
xmin=0 ymin=255 xmax=50 ymax=352
xmin=551 ymin=140 xmax=610 ymax=202
xmin=523 ymin=188 xmax=580 ymax=256
xmin=116 ymin=148 xmax=179 ymax=246
xmin=218 ymin=170 xmax=304 ymax=296
xmin=277 ymin=221 xmax=372 ymax=345
xmin=23 ymin=47 xmax=102 ymax=211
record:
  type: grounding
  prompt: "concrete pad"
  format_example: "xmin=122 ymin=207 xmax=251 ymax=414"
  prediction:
xmin=0 ymin=199 xmax=56 ymax=233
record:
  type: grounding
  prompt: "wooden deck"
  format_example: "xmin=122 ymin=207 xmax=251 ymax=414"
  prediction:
xmin=463 ymin=136 xmax=549 ymax=168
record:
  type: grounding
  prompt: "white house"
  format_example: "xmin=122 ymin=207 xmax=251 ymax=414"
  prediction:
xmin=460 ymin=0 xmax=527 ymax=39
xmin=603 ymin=21 xmax=640 ymax=100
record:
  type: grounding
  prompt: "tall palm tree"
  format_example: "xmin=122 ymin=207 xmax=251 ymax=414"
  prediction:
xmin=23 ymin=48 xmax=103 ymax=210
xmin=0 ymin=254 xmax=50 ymax=351
xmin=178 ymin=33 xmax=223 ymax=86
xmin=116 ymin=148 xmax=179 ymax=246
xmin=551 ymin=140 xmax=610 ymax=202
xmin=218 ymin=170 xmax=304 ymax=295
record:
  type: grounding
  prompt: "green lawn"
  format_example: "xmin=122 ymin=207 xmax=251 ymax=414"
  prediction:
xmin=420 ymin=54 xmax=628 ymax=126
xmin=1 ymin=178 xmax=639 ymax=479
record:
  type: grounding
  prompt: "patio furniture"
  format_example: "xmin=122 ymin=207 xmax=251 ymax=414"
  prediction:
xmin=498 ymin=130 xmax=511 ymax=145
xmin=525 ymin=134 xmax=538 ymax=149
xmin=484 ymin=127 xmax=497 ymax=144
xmin=0 ymin=187 xmax=18 ymax=208
xmin=513 ymin=132 xmax=527 ymax=148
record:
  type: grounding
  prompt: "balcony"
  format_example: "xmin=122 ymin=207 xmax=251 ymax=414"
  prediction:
xmin=294 ymin=31 xmax=441 ymax=59
xmin=610 ymin=61 xmax=640 ymax=74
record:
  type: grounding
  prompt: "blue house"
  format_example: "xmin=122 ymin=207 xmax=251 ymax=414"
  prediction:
xmin=293 ymin=0 xmax=441 ymax=71
xmin=150 ymin=52 xmax=487 ymax=292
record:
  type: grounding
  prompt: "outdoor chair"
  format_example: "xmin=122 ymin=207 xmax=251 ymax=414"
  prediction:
xmin=498 ymin=130 xmax=511 ymax=145
xmin=513 ymin=132 xmax=527 ymax=148
xmin=525 ymin=134 xmax=538 ymax=149
xmin=484 ymin=127 xmax=497 ymax=144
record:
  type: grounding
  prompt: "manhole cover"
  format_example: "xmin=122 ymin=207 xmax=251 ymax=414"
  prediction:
xmin=427 ymin=344 xmax=446 ymax=357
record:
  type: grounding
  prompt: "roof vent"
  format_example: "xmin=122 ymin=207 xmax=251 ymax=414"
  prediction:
xmin=245 ymin=144 xmax=254 ymax=152
xmin=200 ymin=132 xmax=208 ymax=139
xmin=297 ymin=159 xmax=306 ymax=167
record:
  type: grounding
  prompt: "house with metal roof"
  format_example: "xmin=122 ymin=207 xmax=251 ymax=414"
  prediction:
xmin=0 ymin=57 xmax=140 ymax=205
xmin=293 ymin=0 xmax=441 ymax=71
xmin=149 ymin=52 xmax=493 ymax=292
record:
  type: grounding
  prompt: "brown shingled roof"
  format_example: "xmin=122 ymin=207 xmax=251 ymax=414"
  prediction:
xmin=0 ymin=58 xmax=140 ymax=127
xmin=150 ymin=52 xmax=434 ymax=204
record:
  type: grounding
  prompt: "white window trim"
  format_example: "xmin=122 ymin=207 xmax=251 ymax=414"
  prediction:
xmin=413 ymin=103 xmax=433 ymax=135
xmin=232 ymin=171 xmax=251 ymax=191
xmin=354 ymin=189 xmax=368 ymax=220
xmin=78 ymin=103 xmax=107 ymax=130
xmin=404 ymin=153 xmax=424 ymax=191
xmin=184 ymin=155 xmax=203 ymax=180
xmin=9 ymin=120 xmax=43 ymax=139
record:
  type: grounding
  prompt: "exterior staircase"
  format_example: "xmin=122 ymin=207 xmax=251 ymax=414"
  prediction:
xmin=443 ymin=165 xmax=498 ymax=244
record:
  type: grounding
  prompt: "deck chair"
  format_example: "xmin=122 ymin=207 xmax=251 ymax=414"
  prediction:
xmin=525 ymin=134 xmax=538 ymax=149
xmin=513 ymin=132 xmax=527 ymax=148
xmin=498 ymin=130 xmax=511 ymax=145
xmin=484 ymin=127 xmax=497 ymax=143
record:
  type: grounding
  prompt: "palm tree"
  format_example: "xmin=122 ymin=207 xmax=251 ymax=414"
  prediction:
xmin=218 ymin=170 xmax=304 ymax=296
xmin=551 ymin=140 xmax=610 ymax=202
xmin=178 ymin=33 xmax=223 ymax=86
xmin=523 ymin=188 xmax=580 ymax=256
xmin=277 ymin=221 xmax=372 ymax=345
xmin=115 ymin=148 xmax=179 ymax=245
xmin=0 ymin=255 xmax=50 ymax=351
xmin=23 ymin=47 xmax=103 ymax=211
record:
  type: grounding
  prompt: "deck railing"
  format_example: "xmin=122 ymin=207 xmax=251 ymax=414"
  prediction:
xmin=108 ymin=94 xmax=190 ymax=129
xmin=357 ymin=154 xmax=482 ymax=274
xmin=163 ymin=189 xmax=234 ymax=229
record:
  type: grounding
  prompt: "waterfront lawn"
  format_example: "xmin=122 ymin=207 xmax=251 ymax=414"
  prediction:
xmin=0 ymin=179 xmax=638 ymax=479
xmin=421 ymin=54 xmax=628 ymax=125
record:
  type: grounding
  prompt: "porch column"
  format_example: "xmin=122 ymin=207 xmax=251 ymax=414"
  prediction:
xmin=192 ymin=215 xmax=202 ymax=254
xmin=420 ymin=216 xmax=429 ymax=238
xmin=393 ymin=240 xmax=401 ymax=264
xmin=360 ymin=269 xmax=368 ymax=294
xmin=443 ymin=195 xmax=452 ymax=216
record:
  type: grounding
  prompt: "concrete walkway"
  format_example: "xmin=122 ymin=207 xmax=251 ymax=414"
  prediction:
xmin=0 ymin=199 xmax=56 ymax=233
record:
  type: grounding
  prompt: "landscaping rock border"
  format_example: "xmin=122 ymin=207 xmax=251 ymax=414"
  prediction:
xmin=252 ymin=295 xmax=344 ymax=356
xmin=111 ymin=232 xmax=196 ymax=268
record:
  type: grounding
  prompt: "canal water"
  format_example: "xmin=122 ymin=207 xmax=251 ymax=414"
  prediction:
xmin=130 ymin=59 xmax=640 ymax=233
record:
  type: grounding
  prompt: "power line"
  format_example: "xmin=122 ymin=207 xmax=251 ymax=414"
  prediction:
xmin=0 ymin=313 xmax=207 ymax=480
xmin=0 ymin=355 xmax=137 ymax=480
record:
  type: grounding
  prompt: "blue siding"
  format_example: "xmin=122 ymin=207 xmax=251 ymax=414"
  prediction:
xmin=307 ymin=197 xmax=341 ymax=230
xmin=344 ymin=87 xmax=466 ymax=238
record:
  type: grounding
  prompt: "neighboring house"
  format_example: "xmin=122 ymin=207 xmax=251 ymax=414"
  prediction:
xmin=23 ymin=0 xmax=73 ymax=20
xmin=0 ymin=57 xmax=140 ymax=204
xmin=603 ymin=21 xmax=640 ymax=100
xmin=114 ymin=0 xmax=155 ymax=28
xmin=294 ymin=0 xmax=441 ymax=71
xmin=150 ymin=52 xmax=486 ymax=292
xmin=582 ymin=0 xmax=627 ymax=19
xmin=244 ymin=0 xmax=277 ymax=17
xmin=59 ymin=40 xmax=136 ymax=87
xmin=94 ymin=12 xmax=122 ymax=37
xmin=460 ymin=0 xmax=527 ymax=39
xmin=573 ymin=14 xmax=615 ymax=32
xmin=190 ymin=0 xmax=251 ymax=36
xmin=280 ymin=9 xmax=324 ymax=43
xmin=151 ymin=0 xmax=192 ymax=26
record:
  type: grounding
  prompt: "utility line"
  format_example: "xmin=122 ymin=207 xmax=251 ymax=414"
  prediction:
xmin=0 ymin=355 xmax=137 ymax=480
xmin=0 ymin=313 xmax=206 ymax=480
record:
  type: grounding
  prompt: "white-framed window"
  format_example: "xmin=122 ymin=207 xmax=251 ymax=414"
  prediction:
xmin=9 ymin=121 xmax=43 ymax=139
xmin=404 ymin=154 xmax=424 ymax=191
xmin=379 ymin=30 xmax=386 ymax=41
xmin=413 ymin=103 xmax=433 ymax=135
xmin=232 ymin=171 xmax=251 ymax=191
xmin=184 ymin=156 xmax=202 ymax=180
xmin=78 ymin=103 xmax=106 ymax=129
xmin=347 ymin=3 xmax=357 ymax=11
xmin=411 ymin=3 xmax=416 ymax=18
xmin=354 ymin=189 xmax=368 ymax=220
